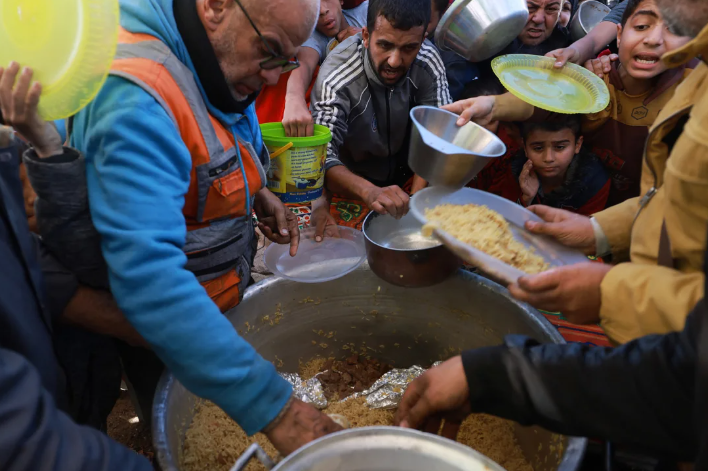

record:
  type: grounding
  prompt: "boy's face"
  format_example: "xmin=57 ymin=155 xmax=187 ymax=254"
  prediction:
xmin=617 ymin=0 xmax=691 ymax=81
xmin=317 ymin=0 xmax=346 ymax=38
xmin=524 ymin=128 xmax=583 ymax=180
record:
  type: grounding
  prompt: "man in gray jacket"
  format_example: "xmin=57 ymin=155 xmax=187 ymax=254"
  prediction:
xmin=311 ymin=0 xmax=451 ymax=219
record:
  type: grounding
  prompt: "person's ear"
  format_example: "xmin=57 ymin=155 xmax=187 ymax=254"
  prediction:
xmin=202 ymin=0 xmax=230 ymax=31
xmin=575 ymin=135 xmax=584 ymax=154
xmin=363 ymin=27 xmax=370 ymax=48
xmin=616 ymin=23 xmax=622 ymax=48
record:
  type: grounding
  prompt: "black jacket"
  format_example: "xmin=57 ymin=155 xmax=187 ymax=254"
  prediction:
xmin=462 ymin=236 xmax=708 ymax=465
xmin=0 ymin=141 xmax=151 ymax=471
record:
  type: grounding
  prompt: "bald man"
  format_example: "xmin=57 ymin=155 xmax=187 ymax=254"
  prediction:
xmin=66 ymin=0 xmax=340 ymax=456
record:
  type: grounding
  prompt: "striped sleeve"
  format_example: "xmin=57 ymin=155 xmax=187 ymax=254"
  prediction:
xmin=310 ymin=43 xmax=366 ymax=170
xmin=415 ymin=41 xmax=453 ymax=107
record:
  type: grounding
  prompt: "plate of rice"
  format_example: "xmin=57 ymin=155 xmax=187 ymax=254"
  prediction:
xmin=410 ymin=187 xmax=588 ymax=284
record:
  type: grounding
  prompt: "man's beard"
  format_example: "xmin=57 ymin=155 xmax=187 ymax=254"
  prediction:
xmin=367 ymin=49 xmax=406 ymax=85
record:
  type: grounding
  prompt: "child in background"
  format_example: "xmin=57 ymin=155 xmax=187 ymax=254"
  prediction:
xmin=515 ymin=118 xmax=610 ymax=215
xmin=454 ymin=0 xmax=694 ymax=207
xmin=582 ymin=0 xmax=694 ymax=206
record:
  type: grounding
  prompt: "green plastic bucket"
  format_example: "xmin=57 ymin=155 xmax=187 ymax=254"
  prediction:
xmin=260 ymin=123 xmax=332 ymax=204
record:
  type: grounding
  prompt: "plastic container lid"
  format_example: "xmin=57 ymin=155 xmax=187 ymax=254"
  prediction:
xmin=260 ymin=123 xmax=332 ymax=147
xmin=492 ymin=54 xmax=610 ymax=114
xmin=263 ymin=226 xmax=366 ymax=283
xmin=0 ymin=0 xmax=119 ymax=121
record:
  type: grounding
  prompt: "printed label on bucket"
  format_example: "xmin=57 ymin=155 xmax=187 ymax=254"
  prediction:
xmin=266 ymin=144 xmax=326 ymax=204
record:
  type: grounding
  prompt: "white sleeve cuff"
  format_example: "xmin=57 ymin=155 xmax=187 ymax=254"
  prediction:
xmin=590 ymin=216 xmax=611 ymax=258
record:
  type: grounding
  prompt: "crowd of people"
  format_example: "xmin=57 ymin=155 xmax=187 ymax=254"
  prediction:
xmin=1 ymin=0 xmax=707 ymax=469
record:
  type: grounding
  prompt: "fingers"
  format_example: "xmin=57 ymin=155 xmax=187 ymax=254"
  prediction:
xmin=27 ymin=81 xmax=42 ymax=113
xmin=371 ymin=201 xmax=388 ymax=215
xmin=0 ymin=63 xmax=21 ymax=121
xmin=288 ymin=216 xmax=300 ymax=257
xmin=509 ymin=282 xmax=563 ymax=312
xmin=457 ymin=101 xmax=491 ymax=126
xmin=395 ymin=378 xmax=424 ymax=427
xmin=440 ymin=419 xmax=461 ymax=440
xmin=600 ymin=54 xmax=618 ymax=74
xmin=12 ymin=67 xmax=33 ymax=121
xmin=517 ymin=269 xmax=563 ymax=292
xmin=306 ymin=122 xmax=314 ymax=138
xmin=546 ymin=48 xmax=575 ymax=68
xmin=526 ymin=205 xmax=564 ymax=223
xmin=274 ymin=207 xmax=290 ymax=238
xmin=378 ymin=186 xmax=409 ymax=219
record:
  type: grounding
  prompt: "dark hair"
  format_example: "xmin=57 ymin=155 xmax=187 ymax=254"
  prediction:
xmin=432 ymin=0 xmax=449 ymax=16
xmin=367 ymin=0 xmax=432 ymax=33
xmin=620 ymin=0 xmax=647 ymax=27
xmin=521 ymin=115 xmax=582 ymax=141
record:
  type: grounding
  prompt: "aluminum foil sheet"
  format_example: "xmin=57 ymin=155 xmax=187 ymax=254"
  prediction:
xmin=349 ymin=362 xmax=442 ymax=410
xmin=281 ymin=362 xmax=442 ymax=411
xmin=279 ymin=372 xmax=328 ymax=409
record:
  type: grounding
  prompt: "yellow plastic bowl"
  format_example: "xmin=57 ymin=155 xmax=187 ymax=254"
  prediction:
xmin=492 ymin=54 xmax=610 ymax=114
xmin=0 ymin=0 xmax=119 ymax=120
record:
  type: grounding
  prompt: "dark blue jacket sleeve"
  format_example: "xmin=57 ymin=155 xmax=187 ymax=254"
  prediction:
xmin=0 ymin=348 xmax=152 ymax=471
xmin=462 ymin=302 xmax=701 ymax=460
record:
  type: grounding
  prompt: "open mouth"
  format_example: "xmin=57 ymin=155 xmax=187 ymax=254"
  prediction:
xmin=381 ymin=69 xmax=401 ymax=81
xmin=634 ymin=53 xmax=660 ymax=66
xmin=324 ymin=18 xmax=336 ymax=30
xmin=526 ymin=28 xmax=544 ymax=38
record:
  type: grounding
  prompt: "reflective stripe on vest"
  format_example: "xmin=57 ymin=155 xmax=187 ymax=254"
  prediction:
xmin=109 ymin=28 xmax=266 ymax=311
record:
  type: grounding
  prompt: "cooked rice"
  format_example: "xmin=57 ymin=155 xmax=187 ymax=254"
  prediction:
xmin=181 ymin=359 xmax=533 ymax=471
xmin=424 ymin=203 xmax=549 ymax=274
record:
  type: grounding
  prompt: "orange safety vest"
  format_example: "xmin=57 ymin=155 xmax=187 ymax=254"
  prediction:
xmin=110 ymin=28 xmax=267 ymax=312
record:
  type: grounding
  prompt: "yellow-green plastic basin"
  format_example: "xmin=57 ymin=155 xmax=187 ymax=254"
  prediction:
xmin=260 ymin=123 xmax=332 ymax=147
xmin=0 ymin=0 xmax=119 ymax=120
xmin=492 ymin=54 xmax=610 ymax=114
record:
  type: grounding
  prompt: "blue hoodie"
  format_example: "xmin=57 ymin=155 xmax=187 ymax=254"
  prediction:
xmin=70 ymin=0 xmax=291 ymax=435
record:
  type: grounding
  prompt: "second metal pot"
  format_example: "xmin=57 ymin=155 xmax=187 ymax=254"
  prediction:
xmin=362 ymin=211 xmax=461 ymax=288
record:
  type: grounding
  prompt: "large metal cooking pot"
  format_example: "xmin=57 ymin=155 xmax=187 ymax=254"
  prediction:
xmin=570 ymin=1 xmax=611 ymax=42
xmin=435 ymin=0 xmax=529 ymax=63
xmin=153 ymin=266 xmax=586 ymax=470
xmin=362 ymin=211 xmax=460 ymax=288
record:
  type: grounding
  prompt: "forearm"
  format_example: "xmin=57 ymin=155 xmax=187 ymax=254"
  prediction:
xmin=492 ymin=93 xmax=535 ymax=122
xmin=463 ymin=317 xmax=698 ymax=458
xmin=61 ymin=286 xmax=148 ymax=348
xmin=0 ymin=348 xmax=152 ymax=471
xmin=285 ymin=62 xmax=316 ymax=108
xmin=325 ymin=165 xmax=376 ymax=201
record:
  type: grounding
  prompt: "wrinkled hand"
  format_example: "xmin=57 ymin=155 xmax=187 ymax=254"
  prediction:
xmin=395 ymin=356 xmax=471 ymax=439
xmin=254 ymin=188 xmax=300 ymax=256
xmin=441 ymin=96 xmax=496 ymax=127
xmin=411 ymin=174 xmax=428 ymax=195
xmin=363 ymin=185 xmax=410 ymax=219
xmin=283 ymin=98 xmax=314 ymax=138
xmin=546 ymin=47 xmax=582 ymax=68
xmin=584 ymin=54 xmax=618 ymax=79
xmin=337 ymin=26 xmax=363 ymax=42
xmin=266 ymin=399 xmax=343 ymax=456
xmin=509 ymin=262 xmax=612 ymax=324
xmin=519 ymin=160 xmax=539 ymax=206
xmin=0 ymin=63 xmax=62 ymax=158
xmin=525 ymin=205 xmax=596 ymax=255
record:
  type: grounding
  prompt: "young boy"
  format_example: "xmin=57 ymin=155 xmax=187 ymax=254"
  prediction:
xmin=515 ymin=118 xmax=610 ymax=215
xmin=255 ymin=0 xmax=369 ymax=136
xmin=452 ymin=0 xmax=694 ymax=207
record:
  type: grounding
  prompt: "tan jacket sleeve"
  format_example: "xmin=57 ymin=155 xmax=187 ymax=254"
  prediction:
xmin=592 ymin=197 xmax=639 ymax=257
xmin=599 ymin=264 xmax=703 ymax=344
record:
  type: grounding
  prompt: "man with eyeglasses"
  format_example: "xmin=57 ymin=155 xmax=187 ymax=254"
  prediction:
xmin=59 ymin=0 xmax=342 ymax=456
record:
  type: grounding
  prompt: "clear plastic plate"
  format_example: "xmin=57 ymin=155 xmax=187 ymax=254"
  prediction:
xmin=263 ymin=226 xmax=367 ymax=283
xmin=410 ymin=187 xmax=588 ymax=284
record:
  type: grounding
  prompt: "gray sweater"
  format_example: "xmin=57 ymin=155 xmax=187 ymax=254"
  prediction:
xmin=311 ymin=35 xmax=452 ymax=185
xmin=23 ymin=148 xmax=107 ymax=289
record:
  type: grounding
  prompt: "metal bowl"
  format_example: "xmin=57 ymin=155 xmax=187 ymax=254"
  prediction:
xmin=362 ymin=211 xmax=461 ymax=288
xmin=435 ymin=0 xmax=529 ymax=63
xmin=409 ymin=106 xmax=506 ymax=188
xmin=153 ymin=266 xmax=587 ymax=471
xmin=570 ymin=0 xmax=611 ymax=42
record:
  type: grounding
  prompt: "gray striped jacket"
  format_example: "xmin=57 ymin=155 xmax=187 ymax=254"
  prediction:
xmin=311 ymin=34 xmax=452 ymax=185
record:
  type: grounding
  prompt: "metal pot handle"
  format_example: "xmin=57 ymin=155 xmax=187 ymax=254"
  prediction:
xmin=229 ymin=443 xmax=276 ymax=471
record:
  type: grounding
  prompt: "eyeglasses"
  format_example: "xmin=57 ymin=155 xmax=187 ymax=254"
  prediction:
xmin=234 ymin=0 xmax=300 ymax=74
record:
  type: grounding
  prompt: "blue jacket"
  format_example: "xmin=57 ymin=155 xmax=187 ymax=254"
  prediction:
xmin=0 ymin=142 xmax=151 ymax=471
xmin=70 ymin=0 xmax=291 ymax=435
